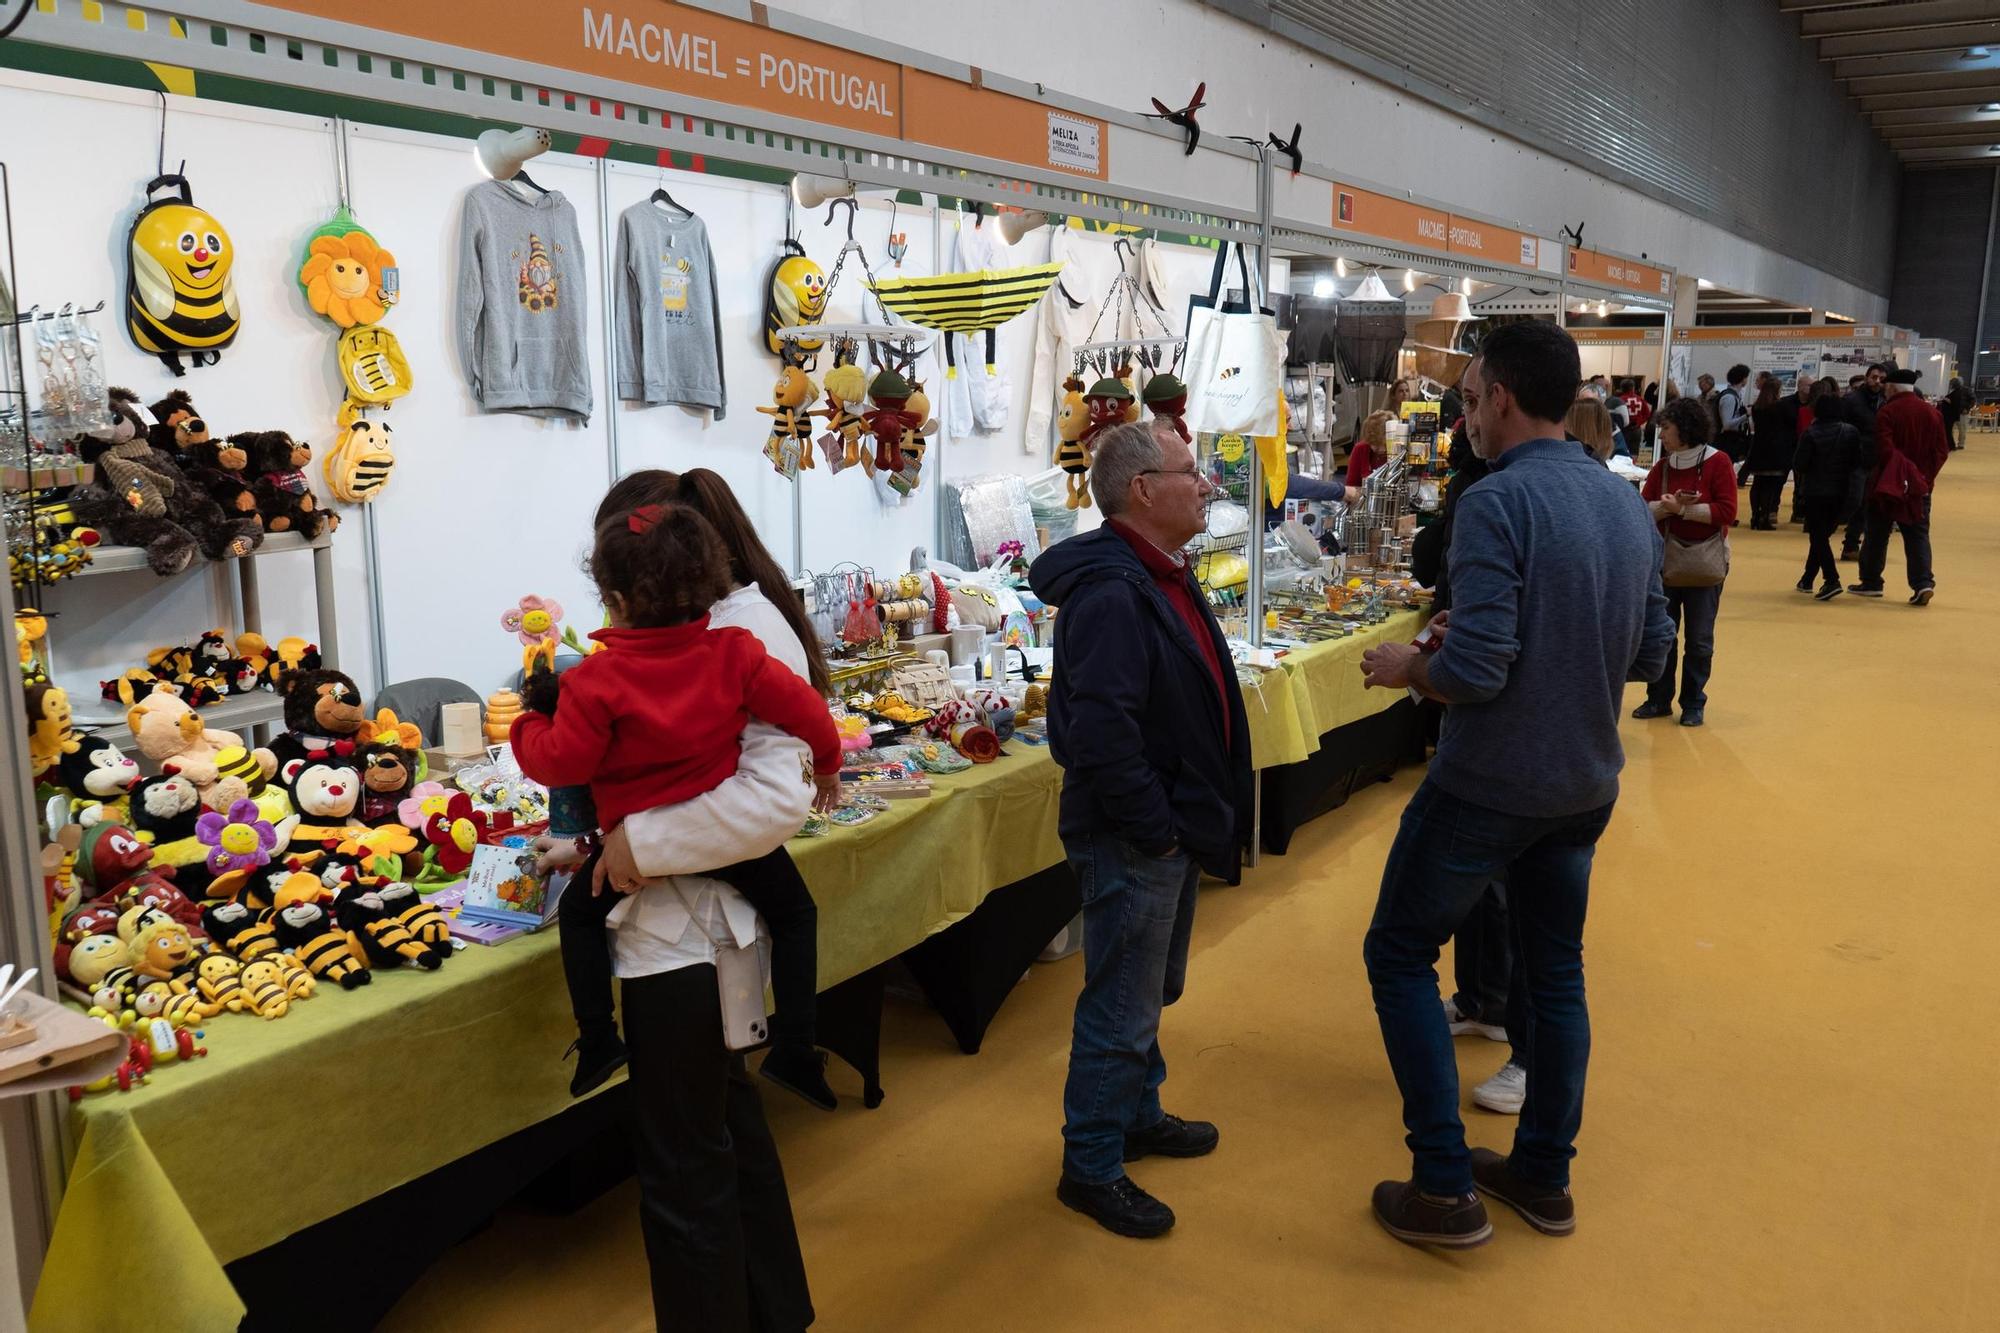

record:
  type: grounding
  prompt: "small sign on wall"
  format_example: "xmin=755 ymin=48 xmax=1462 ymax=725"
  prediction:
xmin=1047 ymin=111 xmax=1101 ymax=175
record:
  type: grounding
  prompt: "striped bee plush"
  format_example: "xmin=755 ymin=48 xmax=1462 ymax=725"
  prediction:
xmin=323 ymin=418 xmax=395 ymax=504
xmin=271 ymin=899 xmax=370 ymax=989
xmin=125 ymin=174 xmax=241 ymax=376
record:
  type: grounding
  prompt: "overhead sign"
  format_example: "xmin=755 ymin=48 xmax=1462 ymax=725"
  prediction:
xmin=903 ymin=69 xmax=1109 ymax=180
xmin=1331 ymin=183 xmax=1448 ymax=250
xmin=1677 ymin=326 xmax=1889 ymax=343
xmin=1446 ymin=215 xmax=1540 ymax=269
xmin=253 ymin=0 xmax=1110 ymax=178
xmin=1568 ymin=328 xmax=1662 ymax=344
xmin=1567 ymin=247 xmax=1672 ymax=298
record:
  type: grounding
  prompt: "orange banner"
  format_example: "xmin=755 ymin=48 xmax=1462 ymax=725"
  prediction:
xmin=904 ymin=69 xmax=1108 ymax=180
xmin=1568 ymin=329 xmax=1660 ymax=343
xmin=1677 ymin=327 xmax=1887 ymax=343
xmin=1446 ymin=215 xmax=1541 ymax=268
xmin=1566 ymin=247 xmax=1672 ymax=299
xmin=1331 ymin=183 xmax=1447 ymax=251
xmin=253 ymin=0 xmax=903 ymax=137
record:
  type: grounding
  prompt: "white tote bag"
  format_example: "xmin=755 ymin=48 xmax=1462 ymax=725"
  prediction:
xmin=1183 ymin=241 xmax=1284 ymax=438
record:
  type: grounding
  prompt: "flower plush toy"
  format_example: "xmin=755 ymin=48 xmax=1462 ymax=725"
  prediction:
xmin=195 ymin=799 xmax=278 ymax=874
xmin=299 ymin=229 xmax=397 ymax=329
xmin=501 ymin=595 xmax=564 ymax=675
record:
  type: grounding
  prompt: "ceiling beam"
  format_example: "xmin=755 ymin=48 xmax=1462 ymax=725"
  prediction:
xmin=1872 ymin=107 xmax=2000 ymax=128
xmin=1885 ymin=127 xmax=2000 ymax=148
xmin=1818 ymin=21 xmax=2000 ymax=62
xmin=1835 ymin=50 xmax=2000 ymax=81
xmin=1780 ymin=0 xmax=1907 ymax=11
xmin=1858 ymin=82 xmax=2000 ymax=111
xmin=1802 ymin=0 xmax=2000 ymax=40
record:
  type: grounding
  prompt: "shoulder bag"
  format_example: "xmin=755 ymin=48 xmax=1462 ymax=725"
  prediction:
xmin=1659 ymin=447 xmax=1729 ymax=587
xmin=1182 ymin=241 xmax=1284 ymax=437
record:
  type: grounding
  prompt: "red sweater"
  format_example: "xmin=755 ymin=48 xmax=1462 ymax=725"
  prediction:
xmin=510 ymin=618 xmax=839 ymax=832
xmin=1108 ymin=519 xmax=1230 ymax=746
xmin=1876 ymin=391 xmax=1949 ymax=485
xmin=1641 ymin=447 xmax=1739 ymax=543
xmin=1346 ymin=440 xmax=1378 ymax=488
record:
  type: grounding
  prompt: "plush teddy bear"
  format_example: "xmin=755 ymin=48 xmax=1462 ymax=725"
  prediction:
xmin=354 ymin=741 xmax=416 ymax=826
xmin=275 ymin=754 xmax=366 ymax=842
xmin=124 ymin=685 xmax=276 ymax=811
xmin=147 ymin=389 xmax=211 ymax=458
xmin=185 ymin=432 xmax=262 ymax=526
xmin=128 ymin=773 xmax=203 ymax=844
xmin=245 ymin=431 xmax=336 ymax=538
xmin=66 ymin=388 xmax=264 ymax=574
xmin=270 ymin=667 xmax=368 ymax=768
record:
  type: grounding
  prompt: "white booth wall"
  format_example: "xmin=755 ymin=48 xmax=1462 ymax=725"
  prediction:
xmin=5 ymin=69 xmax=1241 ymax=706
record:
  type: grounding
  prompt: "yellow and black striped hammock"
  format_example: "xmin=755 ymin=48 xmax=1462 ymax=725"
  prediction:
xmin=868 ymin=262 xmax=1065 ymax=333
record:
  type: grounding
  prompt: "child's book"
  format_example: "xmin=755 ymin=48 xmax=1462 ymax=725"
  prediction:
xmin=456 ymin=842 xmax=569 ymax=932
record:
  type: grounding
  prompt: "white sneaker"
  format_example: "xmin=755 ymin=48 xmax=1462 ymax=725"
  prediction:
xmin=1442 ymin=998 xmax=1508 ymax=1043
xmin=1472 ymin=1061 xmax=1526 ymax=1115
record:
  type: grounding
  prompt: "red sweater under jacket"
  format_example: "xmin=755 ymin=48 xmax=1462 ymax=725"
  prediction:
xmin=1107 ymin=519 xmax=1230 ymax=746
xmin=1641 ymin=447 xmax=1739 ymax=544
xmin=510 ymin=618 xmax=839 ymax=832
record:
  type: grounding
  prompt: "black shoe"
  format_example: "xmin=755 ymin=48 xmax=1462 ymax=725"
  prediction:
xmin=760 ymin=1042 xmax=838 ymax=1111
xmin=1848 ymin=583 xmax=1884 ymax=598
xmin=1058 ymin=1173 xmax=1175 ymax=1238
xmin=1370 ymin=1180 xmax=1492 ymax=1248
xmin=1795 ymin=575 xmax=1814 ymax=593
xmin=1910 ymin=586 xmax=1935 ymax=607
xmin=1816 ymin=581 xmax=1843 ymax=602
xmin=1838 ymin=547 xmax=1860 ymax=561
xmin=566 ymin=1033 xmax=627 ymax=1098
xmin=1679 ymin=709 xmax=1705 ymax=728
xmin=1124 ymin=1113 xmax=1219 ymax=1162
xmin=1631 ymin=700 xmax=1673 ymax=720
xmin=1470 ymin=1148 xmax=1575 ymax=1236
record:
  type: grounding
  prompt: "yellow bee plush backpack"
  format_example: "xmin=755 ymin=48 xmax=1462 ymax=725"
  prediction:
xmin=126 ymin=174 xmax=241 ymax=376
xmin=336 ymin=325 xmax=412 ymax=424
xmin=322 ymin=417 xmax=396 ymax=504
xmin=762 ymin=237 xmax=827 ymax=362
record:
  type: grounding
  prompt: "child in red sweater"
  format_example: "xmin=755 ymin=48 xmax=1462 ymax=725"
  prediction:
xmin=512 ymin=502 xmax=843 ymax=1109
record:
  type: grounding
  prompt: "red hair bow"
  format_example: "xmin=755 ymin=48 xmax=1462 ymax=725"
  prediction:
xmin=628 ymin=504 xmax=663 ymax=534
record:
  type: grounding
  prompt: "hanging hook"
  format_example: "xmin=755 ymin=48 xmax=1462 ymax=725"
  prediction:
xmin=1113 ymin=236 xmax=1136 ymax=274
xmin=825 ymin=195 xmax=858 ymax=244
xmin=156 ymin=88 xmax=168 ymax=179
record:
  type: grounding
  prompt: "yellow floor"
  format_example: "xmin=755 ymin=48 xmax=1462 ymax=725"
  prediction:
xmin=385 ymin=443 xmax=2000 ymax=1332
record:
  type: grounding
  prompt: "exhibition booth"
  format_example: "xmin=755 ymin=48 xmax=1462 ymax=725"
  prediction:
xmin=2 ymin=1 xmax=1914 ymax=1326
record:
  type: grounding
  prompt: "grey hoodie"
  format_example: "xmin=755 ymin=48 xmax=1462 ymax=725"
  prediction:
xmin=613 ymin=201 xmax=726 ymax=418
xmin=456 ymin=181 xmax=592 ymax=422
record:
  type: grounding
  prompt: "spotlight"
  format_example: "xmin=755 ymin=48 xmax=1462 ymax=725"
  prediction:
xmin=1335 ymin=256 xmax=1348 ymax=278
xmin=997 ymin=208 xmax=1052 ymax=245
xmin=791 ymin=174 xmax=855 ymax=210
xmin=1460 ymin=276 xmax=1473 ymax=296
xmin=1402 ymin=268 xmax=1415 ymax=293
xmin=1312 ymin=275 xmax=1336 ymax=298
xmin=1598 ymin=300 xmax=1609 ymax=317
xmin=1965 ymin=46 xmax=1991 ymax=60
xmin=1983 ymin=103 xmax=2000 ymax=113
xmin=474 ymin=126 xmax=551 ymax=181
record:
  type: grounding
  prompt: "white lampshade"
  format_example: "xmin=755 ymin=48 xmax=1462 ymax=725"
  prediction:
xmin=998 ymin=208 xmax=1052 ymax=246
xmin=474 ymin=126 xmax=551 ymax=180
xmin=791 ymin=174 xmax=855 ymax=210
xmin=1348 ymin=272 xmax=1398 ymax=302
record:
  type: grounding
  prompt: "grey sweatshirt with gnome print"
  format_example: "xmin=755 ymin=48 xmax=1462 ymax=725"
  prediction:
xmin=456 ymin=180 xmax=593 ymax=422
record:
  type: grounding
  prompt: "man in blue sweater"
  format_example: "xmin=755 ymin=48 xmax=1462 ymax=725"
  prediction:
xmin=1355 ymin=320 xmax=1674 ymax=1249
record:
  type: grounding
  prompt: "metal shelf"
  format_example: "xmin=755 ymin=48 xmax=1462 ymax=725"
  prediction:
xmin=68 ymin=690 xmax=287 ymax=749
xmin=63 ymin=529 xmax=332 ymax=579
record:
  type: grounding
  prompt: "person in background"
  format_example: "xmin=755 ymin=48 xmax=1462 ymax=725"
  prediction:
xmin=1389 ymin=377 xmax=1419 ymax=415
xmin=1565 ymin=395 xmax=1616 ymax=463
xmin=1715 ymin=364 xmax=1752 ymax=486
xmin=1622 ymin=379 xmax=1652 ymax=452
xmin=1264 ymin=468 xmax=1346 ymax=529
xmin=1786 ymin=375 xmax=1817 ymax=524
xmin=1029 ymin=418 xmax=1252 ymax=1240
xmin=1355 ymin=320 xmax=1672 ymax=1249
xmin=1840 ymin=364 xmax=1888 ymax=560
xmin=1745 ymin=375 xmax=1797 ymax=530
xmin=1942 ymin=376 xmax=1971 ymax=451
xmin=1791 ymin=383 xmax=1864 ymax=601
xmin=1697 ymin=373 xmax=1718 ymax=434
xmin=1634 ymin=397 xmax=1738 ymax=728
xmin=1851 ymin=367 xmax=1948 ymax=606
xmin=1346 ymin=409 xmax=1395 ymax=500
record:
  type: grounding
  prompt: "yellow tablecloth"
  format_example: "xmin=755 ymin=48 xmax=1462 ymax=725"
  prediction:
xmin=1241 ymin=610 xmax=1428 ymax=769
xmin=30 ymin=747 xmax=1064 ymax=1333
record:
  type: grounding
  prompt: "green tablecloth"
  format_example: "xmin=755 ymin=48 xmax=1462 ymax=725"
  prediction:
xmin=30 ymin=746 xmax=1064 ymax=1333
xmin=1241 ymin=610 xmax=1428 ymax=768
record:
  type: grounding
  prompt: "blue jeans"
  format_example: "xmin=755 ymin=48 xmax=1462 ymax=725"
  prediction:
xmin=1648 ymin=582 xmax=1723 ymax=711
xmin=1060 ymin=831 xmax=1200 ymax=1185
xmin=1362 ymin=780 xmax=1614 ymax=1194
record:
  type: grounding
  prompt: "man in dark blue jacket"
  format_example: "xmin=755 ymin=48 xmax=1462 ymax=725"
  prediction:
xmin=1029 ymin=418 xmax=1252 ymax=1240
xmin=1356 ymin=321 xmax=1673 ymax=1250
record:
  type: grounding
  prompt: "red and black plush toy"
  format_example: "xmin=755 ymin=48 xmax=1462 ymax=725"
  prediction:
xmin=245 ymin=431 xmax=335 ymax=538
xmin=355 ymin=741 xmax=415 ymax=826
xmin=269 ymin=667 xmax=368 ymax=769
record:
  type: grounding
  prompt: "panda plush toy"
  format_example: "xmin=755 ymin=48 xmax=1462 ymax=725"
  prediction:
xmin=276 ymin=752 xmax=365 ymax=841
xmin=129 ymin=772 xmax=202 ymax=843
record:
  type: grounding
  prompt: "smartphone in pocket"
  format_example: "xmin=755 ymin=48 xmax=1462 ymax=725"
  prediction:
xmin=713 ymin=940 xmax=770 ymax=1052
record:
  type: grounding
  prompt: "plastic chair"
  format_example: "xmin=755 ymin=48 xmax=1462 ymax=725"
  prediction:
xmin=371 ymin=677 xmax=480 ymax=744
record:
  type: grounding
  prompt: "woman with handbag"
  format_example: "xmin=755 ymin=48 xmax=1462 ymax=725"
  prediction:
xmin=1634 ymin=397 xmax=1737 ymax=728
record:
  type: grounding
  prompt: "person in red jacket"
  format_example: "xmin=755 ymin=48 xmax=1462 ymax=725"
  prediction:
xmin=1850 ymin=367 xmax=1946 ymax=605
xmin=1634 ymin=397 xmax=1738 ymax=727
xmin=513 ymin=501 xmax=845 ymax=1109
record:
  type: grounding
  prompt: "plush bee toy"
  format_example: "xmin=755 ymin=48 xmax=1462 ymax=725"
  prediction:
xmin=271 ymin=899 xmax=370 ymax=989
xmin=125 ymin=173 xmax=241 ymax=376
xmin=334 ymin=883 xmax=442 ymax=971
xmin=757 ymin=365 xmax=822 ymax=476
xmin=376 ymin=882 xmax=452 ymax=964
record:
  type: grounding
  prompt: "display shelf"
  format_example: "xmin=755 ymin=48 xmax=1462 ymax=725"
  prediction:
xmin=69 ymin=528 xmax=332 ymax=578
xmin=68 ymin=689 xmax=286 ymax=747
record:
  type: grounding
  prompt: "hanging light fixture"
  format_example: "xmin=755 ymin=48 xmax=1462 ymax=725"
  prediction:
xmin=1598 ymin=300 xmax=1609 ymax=317
xmin=1335 ymin=256 xmax=1349 ymax=278
xmin=1312 ymin=274 xmax=1336 ymax=298
xmin=1460 ymin=276 xmax=1473 ymax=296
xmin=1403 ymin=268 xmax=1416 ymax=293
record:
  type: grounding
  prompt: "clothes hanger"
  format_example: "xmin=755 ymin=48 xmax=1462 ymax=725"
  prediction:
xmin=508 ymin=168 xmax=549 ymax=197
xmin=650 ymin=180 xmax=690 ymax=216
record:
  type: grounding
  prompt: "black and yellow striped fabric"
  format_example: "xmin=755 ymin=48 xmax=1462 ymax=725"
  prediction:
xmin=868 ymin=262 xmax=1064 ymax=334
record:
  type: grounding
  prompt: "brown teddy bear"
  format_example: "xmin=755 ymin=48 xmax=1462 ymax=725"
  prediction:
xmin=246 ymin=431 xmax=338 ymax=538
xmin=125 ymin=685 xmax=276 ymax=811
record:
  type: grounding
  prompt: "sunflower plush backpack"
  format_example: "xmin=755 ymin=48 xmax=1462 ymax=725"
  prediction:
xmin=126 ymin=173 xmax=241 ymax=376
xmin=296 ymin=206 xmax=406 ymax=499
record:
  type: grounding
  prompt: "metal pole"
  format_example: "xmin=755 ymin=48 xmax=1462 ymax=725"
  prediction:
xmin=1245 ymin=146 xmax=1274 ymax=869
xmin=343 ymin=120 xmax=392 ymax=693
xmin=598 ymin=156 xmax=621 ymax=485
xmin=1972 ymin=164 xmax=1999 ymax=388
xmin=931 ymin=196 xmax=944 ymax=563
xmin=1656 ymin=290 xmax=1675 ymax=463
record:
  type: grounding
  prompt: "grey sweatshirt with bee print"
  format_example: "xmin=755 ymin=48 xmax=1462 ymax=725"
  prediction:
xmin=456 ymin=180 xmax=592 ymax=423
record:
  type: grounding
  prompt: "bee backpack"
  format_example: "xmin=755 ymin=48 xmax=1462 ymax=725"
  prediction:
xmin=126 ymin=174 xmax=241 ymax=376
xmin=762 ymin=237 xmax=827 ymax=363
